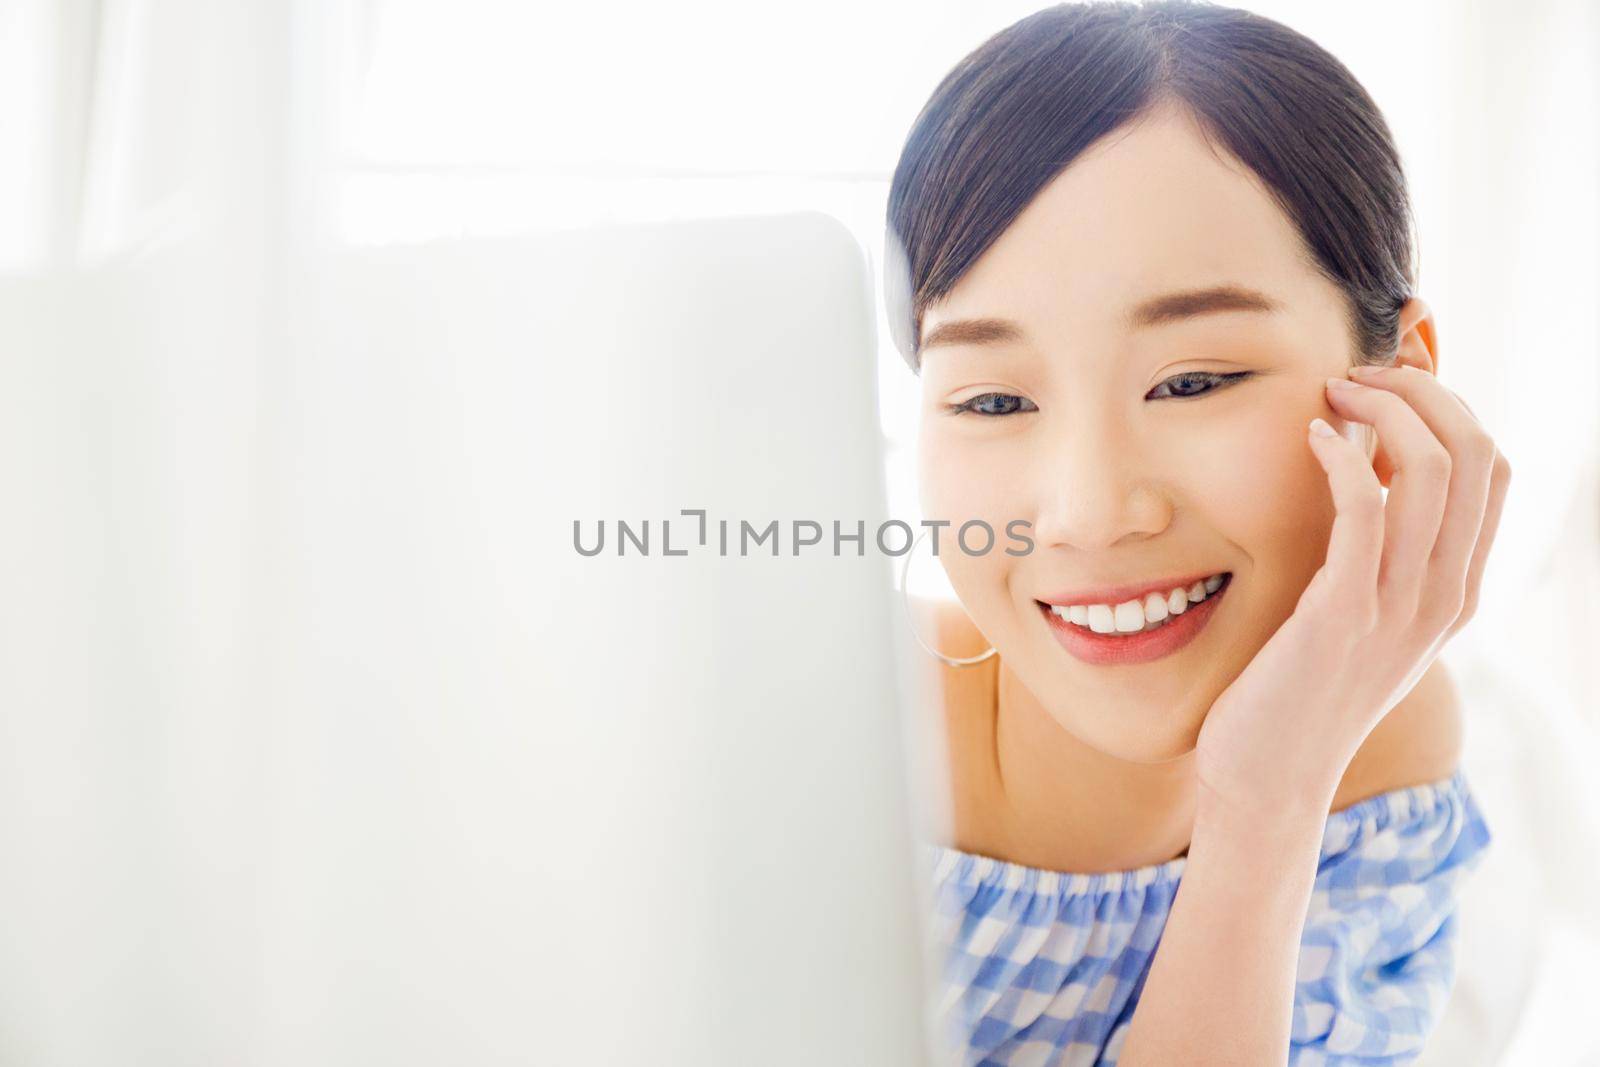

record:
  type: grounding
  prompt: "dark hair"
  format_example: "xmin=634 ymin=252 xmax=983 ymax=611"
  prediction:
xmin=884 ymin=0 xmax=1416 ymax=371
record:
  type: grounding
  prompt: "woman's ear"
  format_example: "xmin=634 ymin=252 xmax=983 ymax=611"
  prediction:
xmin=1365 ymin=297 xmax=1440 ymax=486
xmin=1395 ymin=297 xmax=1439 ymax=376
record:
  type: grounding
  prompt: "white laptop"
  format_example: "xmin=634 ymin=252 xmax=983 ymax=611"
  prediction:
xmin=264 ymin=211 xmax=943 ymax=1064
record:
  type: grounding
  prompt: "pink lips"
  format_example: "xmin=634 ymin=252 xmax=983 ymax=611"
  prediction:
xmin=1038 ymin=573 xmax=1232 ymax=666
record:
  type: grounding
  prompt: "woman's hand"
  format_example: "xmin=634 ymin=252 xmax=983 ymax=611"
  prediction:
xmin=1193 ymin=363 xmax=1512 ymax=822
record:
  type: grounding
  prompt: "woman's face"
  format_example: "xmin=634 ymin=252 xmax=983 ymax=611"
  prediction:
xmin=917 ymin=102 xmax=1369 ymax=763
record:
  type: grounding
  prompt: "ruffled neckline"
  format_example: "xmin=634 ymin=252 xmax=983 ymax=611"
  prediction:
xmin=923 ymin=767 xmax=1470 ymax=899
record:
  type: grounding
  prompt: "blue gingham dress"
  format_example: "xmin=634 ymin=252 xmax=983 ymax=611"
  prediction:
xmin=921 ymin=769 xmax=1491 ymax=1066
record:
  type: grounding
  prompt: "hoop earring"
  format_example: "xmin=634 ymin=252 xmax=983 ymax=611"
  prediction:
xmin=899 ymin=526 xmax=997 ymax=669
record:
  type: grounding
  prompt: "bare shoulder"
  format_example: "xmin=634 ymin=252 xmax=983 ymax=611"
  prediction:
xmin=1332 ymin=657 xmax=1465 ymax=812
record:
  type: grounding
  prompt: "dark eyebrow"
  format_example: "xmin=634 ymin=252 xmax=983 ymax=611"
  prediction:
xmin=918 ymin=285 xmax=1281 ymax=354
xmin=1128 ymin=285 xmax=1280 ymax=327
xmin=919 ymin=317 xmax=1027 ymax=352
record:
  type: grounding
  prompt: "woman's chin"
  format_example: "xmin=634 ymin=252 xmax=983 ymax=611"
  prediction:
xmin=1072 ymin=714 xmax=1205 ymax=764
xmin=993 ymin=620 xmax=1240 ymax=764
xmin=1024 ymin=675 xmax=1211 ymax=763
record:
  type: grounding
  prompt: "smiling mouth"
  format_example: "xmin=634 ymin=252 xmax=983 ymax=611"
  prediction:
xmin=1035 ymin=572 xmax=1234 ymax=666
xmin=1038 ymin=572 xmax=1233 ymax=636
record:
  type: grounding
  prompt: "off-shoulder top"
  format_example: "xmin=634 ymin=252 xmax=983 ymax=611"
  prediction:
xmin=920 ymin=768 xmax=1492 ymax=1066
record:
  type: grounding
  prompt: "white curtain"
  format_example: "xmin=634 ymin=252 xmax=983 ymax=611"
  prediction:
xmin=0 ymin=1 xmax=291 ymax=1061
xmin=0 ymin=1 xmax=1595 ymax=1063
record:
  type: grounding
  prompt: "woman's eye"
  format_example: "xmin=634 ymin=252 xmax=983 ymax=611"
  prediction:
xmin=1147 ymin=370 xmax=1253 ymax=400
xmin=945 ymin=392 xmax=1038 ymax=417
xmin=944 ymin=372 xmax=1252 ymax=415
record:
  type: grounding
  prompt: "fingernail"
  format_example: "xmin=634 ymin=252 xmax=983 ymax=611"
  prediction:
xmin=1348 ymin=364 xmax=1386 ymax=377
xmin=1309 ymin=417 xmax=1337 ymax=437
xmin=1325 ymin=376 xmax=1362 ymax=390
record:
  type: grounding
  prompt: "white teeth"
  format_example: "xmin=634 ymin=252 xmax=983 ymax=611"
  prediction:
xmin=1142 ymin=592 xmax=1169 ymax=625
xmin=1046 ymin=573 xmax=1229 ymax=636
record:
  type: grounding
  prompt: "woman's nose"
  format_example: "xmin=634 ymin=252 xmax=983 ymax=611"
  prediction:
xmin=1028 ymin=418 xmax=1173 ymax=551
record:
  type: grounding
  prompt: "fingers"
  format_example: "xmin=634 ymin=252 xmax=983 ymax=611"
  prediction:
xmin=1438 ymin=383 xmax=1513 ymax=631
xmin=1446 ymin=386 xmax=1479 ymax=421
xmin=1305 ymin=417 xmax=1385 ymax=631
xmin=1323 ymin=374 xmax=1453 ymax=620
xmin=1455 ymin=448 xmax=1512 ymax=633
xmin=1339 ymin=364 xmax=1498 ymax=628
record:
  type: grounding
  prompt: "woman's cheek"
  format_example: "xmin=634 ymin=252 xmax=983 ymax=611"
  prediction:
xmin=1184 ymin=400 xmax=1337 ymax=612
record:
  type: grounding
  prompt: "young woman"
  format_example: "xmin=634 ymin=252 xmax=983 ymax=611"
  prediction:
xmin=883 ymin=2 xmax=1512 ymax=1064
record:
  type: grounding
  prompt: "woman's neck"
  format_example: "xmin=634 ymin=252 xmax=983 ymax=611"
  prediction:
xmin=988 ymin=663 xmax=1200 ymax=871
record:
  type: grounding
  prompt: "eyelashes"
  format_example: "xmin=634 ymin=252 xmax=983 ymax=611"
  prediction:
xmin=946 ymin=392 xmax=1038 ymax=417
xmin=1147 ymin=369 xmax=1254 ymax=400
xmin=943 ymin=370 xmax=1254 ymax=417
